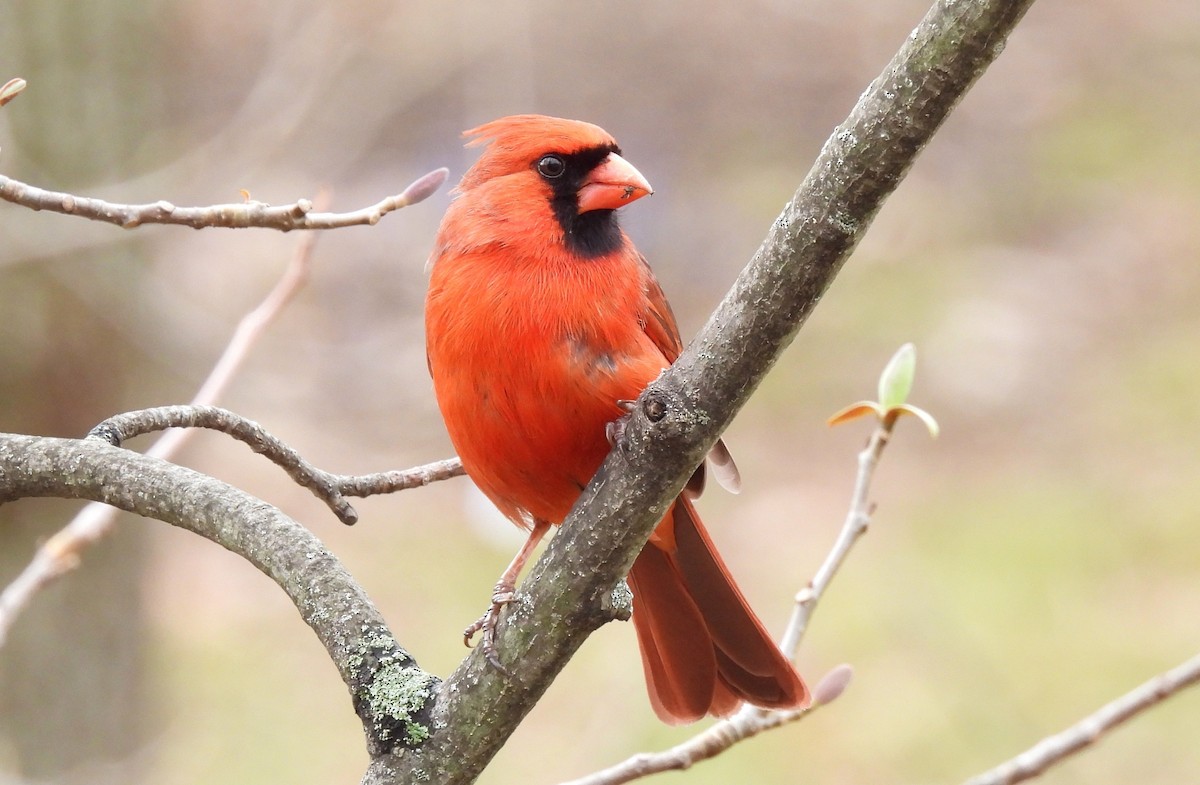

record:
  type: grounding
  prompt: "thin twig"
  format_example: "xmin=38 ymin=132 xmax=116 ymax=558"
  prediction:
xmin=88 ymin=405 xmax=357 ymax=523
xmin=557 ymin=417 xmax=898 ymax=785
xmin=0 ymin=167 xmax=447 ymax=231
xmin=962 ymin=651 xmax=1200 ymax=785
xmin=0 ymin=220 xmax=324 ymax=647
xmin=780 ymin=418 xmax=893 ymax=657
xmin=558 ymin=709 xmax=808 ymax=785
xmin=558 ymin=665 xmax=854 ymax=785
xmin=335 ymin=458 xmax=467 ymax=497
xmin=87 ymin=404 xmax=465 ymax=524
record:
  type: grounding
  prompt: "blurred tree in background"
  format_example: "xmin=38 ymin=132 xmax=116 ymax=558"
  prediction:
xmin=0 ymin=3 xmax=167 ymax=781
xmin=2 ymin=1 xmax=1198 ymax=784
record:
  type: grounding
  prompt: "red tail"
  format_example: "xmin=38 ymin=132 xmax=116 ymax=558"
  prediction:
xmin=626 ymin=496 xmax=810 ymax=724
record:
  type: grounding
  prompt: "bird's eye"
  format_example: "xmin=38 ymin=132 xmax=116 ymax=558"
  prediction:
xmin=536 ymin=154 xmax=566 ymax=179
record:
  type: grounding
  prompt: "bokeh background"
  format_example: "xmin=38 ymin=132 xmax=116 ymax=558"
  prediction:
xmin=2 ymin=1 xmax=1199 ymax=783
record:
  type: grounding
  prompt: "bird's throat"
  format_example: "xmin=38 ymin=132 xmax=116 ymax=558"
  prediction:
xmin=554 ymin=206 xmax=623 ymax=259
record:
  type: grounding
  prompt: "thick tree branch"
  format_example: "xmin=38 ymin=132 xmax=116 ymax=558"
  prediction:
xmin=0 ymin=434 xmax=438 ymax=753
xmin=0 ymin=167 xmax=447 ymax=231
xmin=370 ymin=0 xmax=1037 ymax=783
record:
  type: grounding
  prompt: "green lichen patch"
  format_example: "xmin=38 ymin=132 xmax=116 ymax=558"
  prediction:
xmin=361 ymin=656 xmax=437 ymax=747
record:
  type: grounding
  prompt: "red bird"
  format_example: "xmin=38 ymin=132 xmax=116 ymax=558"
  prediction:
xmin=425 ymin=115 xmax=809 ymax=723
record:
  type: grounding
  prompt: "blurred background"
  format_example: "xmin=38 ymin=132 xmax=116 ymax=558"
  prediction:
xmin=2 ymin=0 xmax=1198 ymax=783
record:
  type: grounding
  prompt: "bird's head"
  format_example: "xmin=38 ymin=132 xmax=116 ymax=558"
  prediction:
xmin=455 ymin=115 xmax=653 ymax=258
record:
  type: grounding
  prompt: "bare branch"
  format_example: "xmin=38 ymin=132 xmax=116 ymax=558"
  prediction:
xmin=963 ymin=652 xmax=1200 ymax=785
xmin=780 ymin=419 xmax=893 ymax=657
xmin=0 ymin=434 xmax=439 ymax=753
xmin=86 ymin=404 xmax=464 ymax=525
xmin=0 ymin=222 xmax=324 ymax=648
xmin=559 ymin=665 xmax=854 ymax=785
xmin=0 ymin=188 xmax=458 ymax=742
xmin=0 ymin=167 xmax=448 ymax=231
xmin=189 ymin=200 xmax=326 ymax=401
xmin=335 ymin=457 xmax=466 ymax=498
xmin=88 ymin=405 xmax=360 ymax=523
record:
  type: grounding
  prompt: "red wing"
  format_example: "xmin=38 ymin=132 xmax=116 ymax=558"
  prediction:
xmin=638 ymin=254 xmax=685 ymax=364
xmin=637 ymin=255 xmax=742 ymax=496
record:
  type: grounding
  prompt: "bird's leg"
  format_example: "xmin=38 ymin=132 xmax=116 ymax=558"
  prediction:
xmin=604 ymin=399 xmax=637 ymax=448
xmin=464 ymin=517 xmax=552 ymax=671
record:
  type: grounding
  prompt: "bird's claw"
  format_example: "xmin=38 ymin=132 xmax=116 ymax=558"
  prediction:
xmin=463 ymin=585 xmax=516 ymax=673
xmin=606 ymin=399 xmax=637 ymax=449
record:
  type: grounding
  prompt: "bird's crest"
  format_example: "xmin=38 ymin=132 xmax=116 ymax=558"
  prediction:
xmin=456 ymin=114 xmax=618 ymax=192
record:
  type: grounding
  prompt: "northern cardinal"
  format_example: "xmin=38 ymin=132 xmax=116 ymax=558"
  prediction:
xmin=424 ymin=115 xmax=809 ymax=723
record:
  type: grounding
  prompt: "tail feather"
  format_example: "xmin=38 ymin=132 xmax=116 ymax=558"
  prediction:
xmin=628 ymin=544 xmax=714 ymax=723
xmin=628 ymin=496 xmax=810 ymax=723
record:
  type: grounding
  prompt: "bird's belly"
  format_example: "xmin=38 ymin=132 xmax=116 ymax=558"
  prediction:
xmin=435 ymin=336 xmax=663 ymax=526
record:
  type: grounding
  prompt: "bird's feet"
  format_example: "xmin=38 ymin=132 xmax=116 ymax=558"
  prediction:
xmin=604 ymin=399 xmax=637 ymax=449
xmin=463 ymin=580 xmax=516 ymax=673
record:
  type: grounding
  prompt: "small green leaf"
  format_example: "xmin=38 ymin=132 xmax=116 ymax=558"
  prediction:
xmin=878 ymin=343 xmax=916 ymax=409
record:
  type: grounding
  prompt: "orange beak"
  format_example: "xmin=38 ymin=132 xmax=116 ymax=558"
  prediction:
xmin=576 ymin=153 xmax=654 ymax=213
